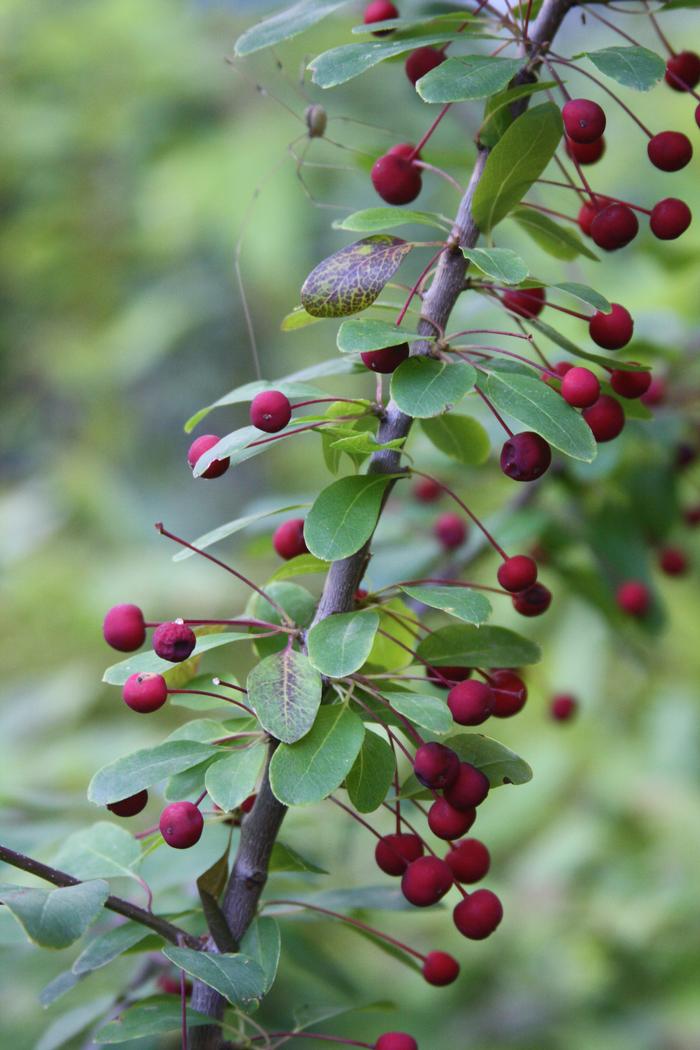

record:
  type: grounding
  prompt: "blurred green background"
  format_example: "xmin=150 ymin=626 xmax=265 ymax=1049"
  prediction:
xmin=2 ymin=1 xmax=700 ymax=1048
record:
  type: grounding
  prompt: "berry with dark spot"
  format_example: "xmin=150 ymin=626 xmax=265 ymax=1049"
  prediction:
xmin=250 ymin=390 xmax=292 ymax=433
xmin=153 ymin=621 xmax=196 ymax=663
xmin=562 ymin=99 xmax=606 ymax=143
xmin=500 ymin=432 xmax=552 ymax=482
xmin=159 ymin=801 xmax=204 ymax=849
xmin=123 ymin=672 xmax=168 ymax=713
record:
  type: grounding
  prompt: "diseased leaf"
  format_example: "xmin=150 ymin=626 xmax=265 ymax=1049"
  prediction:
xmin=270 ymin=706 xmax=365 ymax=805
xmin=417 ymin=55 xmax=523 ymax=102
xmin=391 ymin=358 xmax=476 ymax=418
xmin=247 ymin=649 xmax=321 ymax=744
xmin=416 ymin=624 xmax=541 ymax=668
xmin=301 ymin=236 xmax=413 ymax=318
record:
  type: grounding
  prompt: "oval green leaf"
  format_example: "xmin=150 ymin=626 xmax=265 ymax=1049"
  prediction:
xmin=337 ymin=318 xmax=418 ymax=353
xmin=417 ymin=55 xmax=523 ymax=102
xmin=399 ymin=584 xmax=492 ymax=625
xmin=234 ymin=0 xmax=349 ymax=56
xmin=307 ymin=610 xmax=380 ymax=678
xmin=0 ymin=881 xmax=108 ymax=949
xmin=419 ymin=414 xmax=490 ymax=465
xmin=448 ymin=733 xmax=533 ymax=786
xmin=204 ymin=744 xmax=267 ymax=812
xmin=416 ymin=624 xmax=541 ymax=667
xmin=462 ymin=247 xmax=529 ymax=285
xmin=582 ymin=45 xmax=665 ymax=91
xmin=88 ymin=741 xmax=218 ymax=806
xmin=270 ymin=705 xmax=365 ymax=805
xmin=334 ymin=208 xmax=449 ymax=234
xmin=345 ymin=730 xmax=395 ymax=813
xmin=304 ymin=474 xmax=394 ymax=561
xmin=391 ymin=358 xmax=476 ymax=418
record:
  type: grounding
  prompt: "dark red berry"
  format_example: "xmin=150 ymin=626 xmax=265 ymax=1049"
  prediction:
xmin=500 ymin=432 xmax=552 ymax=482
xmin=241 ymin=794 xmax=257 ymax=814
xmin=443 ymin=762 xmax=489 ymax=809
xmin=659 ymin=547 xmax=688 ymax=576
xmin=512 ymin=582 xmax=552 ymax=618
xmin=152 ymin=622 xmax=196 ymax=663
xmin=562 ymin=98 xmax=606 ymax=143
xmin=453 ymin=889 xmax=503 ymax=940
xmin=413 ymin=477 xmax=442 ymax=503
xmin=610 ymin=366 xmax=651 ymax=400
xmin=426 ymin=665 xmax=472 ymax=689
xmin=187 ymin=435 xmax=230 ymax=479
xmin=159 ymin=801 xmax=204 ymax=849
xmin=388 ymin=142 xmax=422 ymax=160
xmin=566 ymin=135 xmax=606 ymax=165
xmin=107 ymin=790 xmax=148 ymax=818
xmin=561 ymin=367 xmax=600 ymax=408
xmin=447 ymin=680 xmax=494 ymax=726
xmin=375 ymin=1034 xmax=418 ymax=1050
xmin=422 ymin=951 xmax=459 ymax=986
xmin=641 ymin=376 xmax=666 ymax=407
xmin=103 ymin=604 xmax=146 ymax=652
xmin=401 ymin=856 xmax=454 ymax=907
xmin=650 ymin=198 xmax=692 ymax=240
xmin=591 ymin=203 xmax=639 ymax=251
xmin=249 ymin=390 xmax=291 ymax=433
xmin=489 ymin=669 xmax=528 ymax=717
xmin=665 ymin=50 xmax=700 ymax=91
xmin=375 ymin=833 xmax=424 ymax=876
xmin=550 ymin=693 xmax=578 ymax=722
xmin=502 ymin=287 xmax=546 ymax=318
xmin=684 ymin=503 xmax=700 ymax=526
xmin=616 ymin=580 xmax=650 ymax=617
xmin=428 ymin=799 xmax=476 ymax=840
xmin=273 ymin=518 xmax=308 ymax=560
xmin=364 ymin=0 xmax=399 ymax=34
xmin=434 ymin=512 xmax=467 ymax=550
xmin=413 ymin=742 xmax=459 ymax=789
xmin=676 ymin=443 xmax=697 ymax=470
xmin=577 ymin=199 xmax=606 ymax=236
xmin=355 ymin=588 xmax=369 ymax=602
xmin=696 ymin=102 xmax=700 ymax=129
xmin=361 ymin=344 xmax=410 ymax=373
xmin=445 ymin=838 xmax=490 ymax=883
xmin=157 ymin=973 xmax=192 ymax=997
xmin=647 ymin=131 xmax=693 ymax=172
xmin=497 ymin=555 xmax=538 ymax=593
xmin=405 ymin=47 xmax=446 ymax=86
xmin=552 ymin=361 xmax=573 ymax=378
xmin=589 ymin=303 xmax=634 ymax=350
xmin=122 ymin=672 xmax=168 ymax=714
xmin=371 ymin=153 xmax=422 ymax=205
xmin=582 ymin=395 xmax=625 ymax=443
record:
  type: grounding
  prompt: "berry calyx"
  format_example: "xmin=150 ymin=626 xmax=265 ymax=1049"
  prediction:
xmin=375 ymin=1034 xmax=419 ymax=1050
xmin=434 ymin=512 xmax=467 ymax=550
xmin=273 ymin=518 xmax=308 ymax=560
xmin=447 ymin=680 xmax=494 ymax=726
xmin=422 ymin=950 xmax=460 ymax=987
xmin=371 ymin=153 xmax=422 ymax=205
xmin=364 ymin=1 xmax=399 ymax=34
xmin=401 ymin=856 xmax=454 ymax=907
xmin=616 ymin=580 xmax=650 ymax=617
xmin=159 ymin=801 xmax=204 ymax=849
xmin=249 ymin=390 xmax=292 ymax=433
xmin=375 ymin=833 xmax=424 ymax=876
xmin=413 ymin=477 xmax=442 ymax=503
xmin=582 ymin=395 xmax=625 ymax=443
xmin=428 ymin=798 xmax=476 ymax=840
xmin=453 ymin=889 xmax=503 ymax=940
xmin=502 ymin=287 xmax=546 ymax=318
xmin=107 ymin=791 xmax=148 ymax=818
xmin=187 ymin=435 xmax=230 ymax=479
xmin=122 ymin=672 xmax=168 ymax=714
xmin=610 ymin=366 xmax=651 ymax=400
xmin=590 ymin=203 xmax=639 ymax=251
xmin=650 ymin=198 xmax=692 ymax=240
xmin=658 ymin=546 xmax=688 ymax=576
xmin=647 ymin=131 xmax=693 ymax=172
xmin=566 ymin=135 xmax=606 ymax=165
xmin=405 ymin=47 xmax=446 ymax=86
xmin=500 ymin=432 xmax=552 ymax=482
xmin=497 ymin=555 xmax=538 ymax=593
xmin=445 ymin=838 xmax=491 ymax=883
xmin=103 ymin=604 xmax=146 ymax=652
xmin=550 ymin=693 xmax=578 ymax=722
xmin=489 ymin=670 xmax=528 ymax=718
xmin=413 ymin=742 xmax=460 ymax=789
xmin=561 ymin=367 xmax=601 ymax=408
xmin=588 ymin=303 xmax=634 ymax=350
xmin=512 ymin=582 xmax=552 ymax=618
xmin=361 ymin=344 xmax=410 ymax=373
xmin=562 ymin=98 xmax=606 ymax=143
xmin=152 ymin=621 xmax=196 ymax=663
xmin=665 ymin=50 xmax=700 ymax=91
xmin=443 ymin=762 xmax=490 ymax=810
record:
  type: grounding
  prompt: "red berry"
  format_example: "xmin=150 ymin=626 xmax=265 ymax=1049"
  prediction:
xmin=413 ymin=477 xmax=442 ymax=503
xmin=577 ymin=199 xmax=605 ymax=237
xmin=647 ymin=131 xmax=693 ymax=172
xmin=187 ymin=435 xmax=230 ymax=479
xmin=159 ymin=801 xmax=204 ymax=849
xmin=591 ymin=203 xmax=639 ymax=251
xmin=107 ymin=790 xmax=148 ymax=818
xmin=684 ymin=504 xmax=700 ymax=526
xmin=650 ymin=198 xmax=692 ymax=240
xmin=273 ymin=518 xmax=308 ymax=560
xmin=364 ymin=0 xmax=399 ymax=34
xmin=659 ymin=547 xmax=688 ymax=576
xmin=562 ymin=98 xmax=606 ymax=143
xmin=588 ymin=303 xmax=634 ymax=350
xmin=157 ymin=973 xmax=192 ymax=997
xmin=401 ymin=856 xmax=454 ymax=907
xmin=122 ymin=672 xmax=168 ymax=714
xmin=375 ymin=1034 xmax=418 ymax=1050
xmin=371 ymin=153 xmax=422 ymax=205
xmin=447 ymin=680 xmax=494 ymax=726
xmin=550 ymin=693 xmax=578 ymax=722
xmin=249 ymin=390 xmax=291 ymax=433
xmin=566 ymin=135 xmax=606 ymax=165
xmin=388 ymin=142 xmax=422 ymax=160
xmin=152 ymin=621 xmax=196 ymax=663
xmin=445 ymin=838 xmax=491 ymax=883
xmin=665 ymin=50 xmax=700 ymax=91
xmin=355 ymin=588 xmax=369 ymax=602
xmin=641 ymin=376 xmax=666 ymax=407
xmin=552 ymin=361 xmax=573 ymax=378
xmin=405 ymin=47 xmax=446 ymax=86
xmin=422 ymin=950 xmax=459 ymax=986
xmin=610 ymin=366 xmax=651 ymax=400
xmin=426 ymin=665 xmax=472 ymax=689
xmin=561 ymin=367 xmax=600 ymax=408
xmin=676 ymin=443 xmax=697 ymax=470
xmin=696 ymin=102 xmax=700 ymax=129
xmin=434 ymin=512 xmax=467 ymax=550
xmin=616 ymin=580 xmax=650 ymax=617
xmin=497 ymin=555 xmax=538 ymax=593
xmin=512 ymin=582 xmax=552 ymax=618
xmin=453 ymin=889 xmax=503 ymax=940
xmin=502 ymin=287 xmax=546 ymax=318
xmin=361 ymin=344 xmax=410 ymax=373
xmin=428 ymin=799 xmax=476 ymax=840
xmin=413 ymin=742 xmax=459 ymax=790
xmin=103 ymin=604 xmax=146 ymax=652
xmin=443 ymin=762 xmax=490 ymax=809
xmin=241 ymin=794 xmax=257 ymax=814
xmin=500 ymin=432 xmax=552 ymax=482
xmin=489 ymin=669 xmax=528 ymax=717
xmin=375 ymin=833 xmax=424 ymax=876
xmin=582 ymin=394 xmax=625 ymax=443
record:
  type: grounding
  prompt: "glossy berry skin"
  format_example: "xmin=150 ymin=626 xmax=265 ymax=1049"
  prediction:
xmin=647 ymin=131 xmax=693 ymax=172
xmin=249 ymin=390 xmax=291 ymax=433
xmin=502 ymin=287 xmax=546 ymax=318
xmin=561 ymin=367 xmax=600 ymax=408
xmin=665 ymin=50 xmax=700 ymax=91
xmin=447 ymin=680 xmax=494 ymax=726
xmin=152 ymin=622 xmax=196 ymax=663
xmin=375 ymin=1034 xmax=418 ymax=1050
xmin=562 ymin=98 xmax=606 ymax=143
xmin=159 ymin=801 xmax=204 ymax=849
xmin=413 ymin=742 xmax=459 ymax=790
xmin=107 ymin=790 xmax=148 ymax=818
xmin=401 ymin=856 xmax=454 ymax=907
xmin=375 ymin=833 xmax=424 ymax=876
xmin=659 ymin=547 xmax=688 ymax=576
xmin=582 ymin=395 xmax=625 ymax=443
xmin=428 ymin=799 xmax=476 ymax=841
xmin=413 ymin=477 xmax=442 ymax=503
xmin=427 ymin=665 xmax=472 ymax=689
xmin=405 ymin=46 xmax=445 ymax=85
xmin=364 ymin=0 xmax=399 ymax=33
xmin=610 ymin=367 xmax=651 ymax=400
xmin=445 ymin=838 xmax=490 ymax=883
xmin=422 ymin=951 xmax=460 ymax=987
xmin=616 ymin=580 xmax=650 ymax=617
xmin=434 ymin=512 xmax=467 ymax=550
xmin=187 ymin=434 xmax=229 ymax=479
xmin=273 ymin=518 xmax=308 ymax=560
xmin=591 ymin=203 xmax=639 ymax=251
xmin=361 ymin=344 xmax=409 ymax=373
xmin=550 ymin=693 xmax=578 ymax=722
xmin=650 ymin=198 xmax=692 ymax=240
xmin=453 ymin=889 xmax=503 ymax=940
xmin=489 ymin=669 xmax=528 ymax=717
xmin=122 ymin=672 xmax=168 ymax=714
xmin=443 ymin=762 xmax=489 ymax=810
xmin=566 ymin=135 xmax=605 ymax=165
xmin=497 ymin=555 xmax=538 ymax=593
xmin=512 ymin=583 xmax=552 ymax=618
xmin=589 ymin=303 xmax=634 ymax=350
xmin=103 ymin=604 xmax=146 ymax=652
xmin=500 ymin=432 xmax=552 ymax=482
xmin=371 ymin=153 xmax=422 ymax=205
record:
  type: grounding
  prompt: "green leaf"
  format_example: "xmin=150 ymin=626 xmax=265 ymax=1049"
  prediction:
xmin=95 ymin=998 xmax=217 ymax=1043
xmin=365 ymin=598 xmax=417 ymax=672
xmin=419 ymin=413 xmax=490 ymax=465
xmin=241 ymin=918 xmax=281 ymax=994
xmin=234 ymin=0 xmax=349 ymax=56
xmin=391 ymin=358 xmax=476 ymax=418
xmin=280 ymin=306 xmax=323 ymax=331
xmin=162 ymin=946 xmax=267 ymax=1005
xmin=307 ymin=611 xmax=380 ymax=678
xmin=330 ymin=432 xmax=405 ymax=455
xmin=269 ymin=841 xmax=329 ymax=874
xmin=417 ymin=55 xmax=523 ymax=102
xmin=35 ymin=996 xmax=115 ymax=1050
xmin=472 ymin=102 xmax=563 ymax=232
xmin=88 ymin=741 xmax=218 ymax=805
xmin=268 ymin=553 xmax=331 ymax=581
xmin=449 ymin=733 xmax=533 ymax=786
xmin=301 ymin=236 xmax=413 ymax=319
xmin=381 ymin=691 xmax=453 ymax=735
xmin=102 ymin=632 xmax=252 ymax=686
xmin=247 ymin=648 xmax=322 ymax=744
xmin=53 ymin=822 xmax=142 ymax=882
xmin=172 ymin=505 xmax=308 ymax=562
xmin=0 ymin=881 xmax=108 ymax=949
xmin=73 ymin=923 xmax=153 ymax=976
xmin=511 ymin=206 xmax=599 ymax=262
xmin=346 ymin=731 xmax=395 ymax=812
xmin=304 ymin=474 xmax=394 ymax=561
xmin=484 ymin=371 xmax=597 ymax=462
xmin=582 ymin=45 xmax=665 ymax=91
xmin=462 ymin=247 xmax=528 ymax=284
xmin=270 ymin=706 xmax=365 ymax=805
xmin=399 ymin=584 xmax=492 ymax=625
xmin=553 ymin=281 xmax=610 ymax=313
xmin=333 ymin=208 xmax=449 ymax=234
xmin=479 ymin=80 xmax=557 ymax=147
xmin=310 ymin=34 xmax=464 ymax=88
xmin=416 ymin=624 xmax=541 ymax=668
xmin=249 ymin=580 xmax=318 ymax=657
xmin=337 ymin=318 xmax=417 ymax=353
xmin=204 ymin=744 xmax=266 ymax=811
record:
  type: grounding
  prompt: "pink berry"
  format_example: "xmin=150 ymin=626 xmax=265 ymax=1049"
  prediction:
xmin=562 ymin=98 xmax=606 ymax=143
xmin=401 ymin=856 xmax=454 ymax=907
xmin=107 ymin=791 xmax=148 ymax=818
xmin=273 ymin=518 xmax=308 ymax=560
xmin=122 ymin=672 xmax=168 ymax=714
xmin=405 ymin=46 xmax=445 ymax=86
xmin=249 ymin=390 xmax=291 ymax=433
xmin=428 ymin=799 xmax=476 ymax=841
xmin=641 ymin=376 xmax=666 ymax=407
xmin=445 ymin=838 xmax=490 ymax=883
xmin=159 ymin=801 xmax=204 ymax=849
xmin=610 ymin=367 xmax=651 ymax=400
xmin=647 ymin=131 xmax=693 ymax=172
xmin=566 ymin=135 xmax=606 ymax=165
xmin=616 ymin=580 xmax=650 ymax=617
xmin=364 ymin=0 xmax=399 ymax=34
xmin=434 ymin=512 xmax=467 ymax=550
xmin=413 ymin=477 xmax=442 ymax=503
xmin=591 ymin=203 xmax=639 ymax=251
xmin=453 ymin=889 xmax=503 ymax=940
xmin=489 ymin=670 xmax=528 ymax=717
xmin=588 ymin=303 xmax=634 ymax=350
xmin=582 ymin=395 xmax=625 ymax=443
xmin=658 ymin=547 xmax=688 ymax=576
xmin=421 ymin=950 xmax=459 ymax=986
xmin=187 ymin=435 xmax=229 ymax=479
xmin=371 ymin=153 xmax=421 ymax=205
xmin=502 ymin=287 xmax=546 ymax=318
xmin=375 ymin=834 xmax=424 ymax=877
xmin=550 ymin=693 xmax=578 ymax=722
xmin=650 ymin=198 xmax=692 ymax=240
xmin=413 ymin=742 xmax=459 ymax=789
xmin=152 ymin=622 xmax=196 ymax=663
xmin=497 ymin=555 xmax=538 ymax=593
xmin=500 ymin=432 xmax=552 ymax=482
xmin=512 ymin=582 xmax=552 ymax=618
xmin=103 ymin=604 xmax=145 ymax=652
xmin=561 ymin=367 xmax=600 ymax=408
xmin=443 ymin=762 xmax=490 ymax=809
xmin=361 ymin=344 xmax=410 ymax=373
xmin=447 ymin=680 xmax=494 ymax=726
xmin=665 ymin=50 xmax=700 ymax=91
xmin=375 ymin=1034 xmax=418 ymax=1050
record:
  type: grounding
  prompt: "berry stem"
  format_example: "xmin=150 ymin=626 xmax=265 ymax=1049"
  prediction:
xmin=643 ymin=2 xmax=675 ymax=56
xmin=523 ymin=0 xmax=535 ymax=40
xmin=410 ymin=103 xmax=453 ymax=160
xmin=535 ymin=178 xmax=653 ymax=215
xmin=168 ymin=690 xmax=256 ymax=717
xmin=291 ymin=397 xmax=369 ymax=410
xmin=394 ymin=577 xmax=511 ymax=596
xmin=452 ymin=343 xmax=559 ymax=378
xmin=245 ymin=417 xmax=367 ymax=450
xmin=410 ymin=468 xmax=509 ymax=558
xmin=518 ymin=201 xmax=579 ymax=224
xmin=254 ymin=1035 xmax=374 ymax=1048
xmin=413 ymin=159 xmax=464 ymax=194
xmin=448 ymin=327 xmax=533 ymax=341
xmin=474 ymin=385 xmax=515 ymax=437
xmin=329 ymin=795 xmax=383 ymax=841
xmin=397 ymin=247 xmax=446 ymax=327
xmin=351 ymin=676 xmax=425 ymax=748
